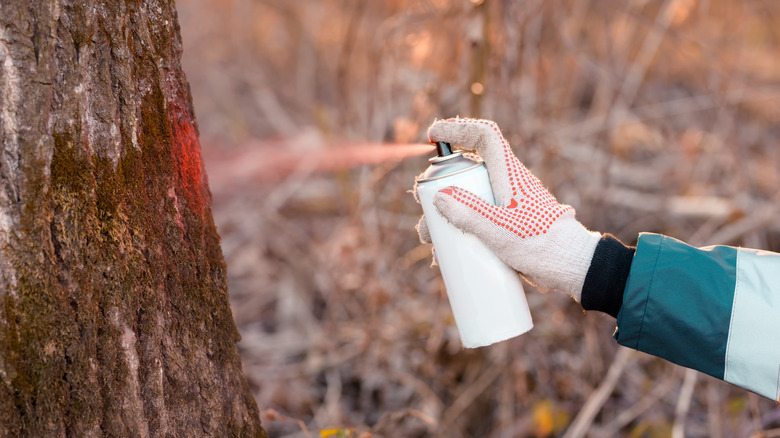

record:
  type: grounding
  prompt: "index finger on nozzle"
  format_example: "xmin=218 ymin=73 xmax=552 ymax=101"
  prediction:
xmin=427 ymin=117 xmax=504 ymax=153
xmin=427 ymin=118 xmax=471 ymax=147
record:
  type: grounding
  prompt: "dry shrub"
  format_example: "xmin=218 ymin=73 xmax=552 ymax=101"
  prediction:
xmin=178 ymin=0 xmax=780 ymax=436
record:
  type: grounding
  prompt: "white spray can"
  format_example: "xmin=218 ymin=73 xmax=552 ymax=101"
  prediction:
xmin=416 ymin=142 xmax=533 ymax=348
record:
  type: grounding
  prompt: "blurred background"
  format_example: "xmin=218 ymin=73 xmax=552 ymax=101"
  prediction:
xmin=176 ymin=0 xmax=780 ymax=436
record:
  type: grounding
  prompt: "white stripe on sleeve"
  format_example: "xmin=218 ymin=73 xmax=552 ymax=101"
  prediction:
xmin=724 ymin=248 xmax=780 ymax=401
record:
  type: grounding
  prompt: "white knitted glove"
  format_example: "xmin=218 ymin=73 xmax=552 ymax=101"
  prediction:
xmin=427 ymin=118 xmax=601 ymax=300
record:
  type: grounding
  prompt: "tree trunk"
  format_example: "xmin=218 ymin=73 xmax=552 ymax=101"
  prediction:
xmin=0 ymin=1 xmax=266 ymax=436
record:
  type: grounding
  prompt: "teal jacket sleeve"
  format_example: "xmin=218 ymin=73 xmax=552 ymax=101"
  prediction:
xmin=615 ymin=233 xmax=780 ymax=402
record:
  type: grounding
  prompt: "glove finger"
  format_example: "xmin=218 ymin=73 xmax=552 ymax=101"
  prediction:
xmin=431 ymin=187 xmax=518 ymax=267
xmin=434 ymin=185 xmax=566 ymax=241
xmin=415 ymin=215 xmax=438 ymax=266
xmin=416 ymin=215 xmax=432 ymax=244
xmin=428 ymin=118 xmax=519 ymax=207
xmin=428 ymin=117 xmax=504 ymax=151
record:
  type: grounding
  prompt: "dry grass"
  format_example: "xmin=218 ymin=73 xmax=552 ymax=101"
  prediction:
xmin=177 ymin=0 xmax=780 ymax=436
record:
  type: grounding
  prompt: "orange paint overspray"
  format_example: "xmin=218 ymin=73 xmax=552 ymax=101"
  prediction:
xmin=202 ymin=141 xmax=433 ymax=190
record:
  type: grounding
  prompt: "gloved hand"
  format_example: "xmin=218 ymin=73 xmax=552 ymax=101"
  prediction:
xmin=419 ymin=118 xmax=601 ymax=301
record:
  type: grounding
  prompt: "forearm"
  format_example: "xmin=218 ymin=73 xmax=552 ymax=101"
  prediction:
xmin=588 ymin=232 xmax=780 ymax=402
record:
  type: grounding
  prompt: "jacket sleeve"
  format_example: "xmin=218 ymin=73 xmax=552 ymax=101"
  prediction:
xmin=615 ymin=233 xmax=780 ymax=402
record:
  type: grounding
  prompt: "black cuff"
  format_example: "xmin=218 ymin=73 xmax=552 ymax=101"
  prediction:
xmin=580 ymin=234 xmax=635 ymax=318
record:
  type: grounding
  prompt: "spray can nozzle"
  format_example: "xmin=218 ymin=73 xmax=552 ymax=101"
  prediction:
xmin=434 ymin=141 xmax=453 ymax=157
xmin=428 ymin=141 xmax=462 ymax=164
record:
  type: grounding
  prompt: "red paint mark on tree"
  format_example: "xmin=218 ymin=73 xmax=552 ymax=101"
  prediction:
xmin=169 ymin=114 xmax=205 ymax=215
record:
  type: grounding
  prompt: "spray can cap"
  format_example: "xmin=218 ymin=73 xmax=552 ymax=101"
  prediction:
xmin=416 ymin=142 xmax=483 ymax=182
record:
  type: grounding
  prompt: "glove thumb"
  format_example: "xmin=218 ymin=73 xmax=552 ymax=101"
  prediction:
xmin=416 ymin=215 xmax=431 ymax=244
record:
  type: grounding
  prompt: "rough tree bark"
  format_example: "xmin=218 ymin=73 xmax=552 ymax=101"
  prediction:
xmin=0 ymin=1 xmax=267 ymax=436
